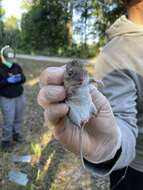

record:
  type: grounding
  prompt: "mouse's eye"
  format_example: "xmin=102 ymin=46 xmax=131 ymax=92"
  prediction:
xmin=68 ymin=70 xmax=73 ymax=76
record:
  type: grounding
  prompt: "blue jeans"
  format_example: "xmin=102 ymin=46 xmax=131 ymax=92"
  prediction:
xmin=0 ymin=95 xmax=26 ymax=141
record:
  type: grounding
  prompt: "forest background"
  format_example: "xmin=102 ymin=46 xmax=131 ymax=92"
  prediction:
xmin=0 ymin=0 xmax=126 ymax=58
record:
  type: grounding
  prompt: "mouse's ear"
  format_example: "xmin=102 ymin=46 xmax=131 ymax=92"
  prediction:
xmin=71 ymin=59 xmax=78 ymax=66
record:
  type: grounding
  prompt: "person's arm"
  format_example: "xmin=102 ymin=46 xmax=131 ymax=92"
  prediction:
xmin=83 ymin=68 xmax=138 ymax=176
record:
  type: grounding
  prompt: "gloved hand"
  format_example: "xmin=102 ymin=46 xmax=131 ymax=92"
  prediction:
xmin=37 ymin=66 xmax=121 ymax=164
xmin=7 ymin=74 xmax=22 ymax=83
xmin=15 ymin=74 xmax=22 ymax=82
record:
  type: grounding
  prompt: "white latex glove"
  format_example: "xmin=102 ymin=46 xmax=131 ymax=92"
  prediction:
xmin=37 ymin=66 xmax=121 ymax=164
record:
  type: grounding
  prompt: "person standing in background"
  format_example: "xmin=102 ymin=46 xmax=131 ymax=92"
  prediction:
xmin=0 ymin=45 xmax=26 ymax=151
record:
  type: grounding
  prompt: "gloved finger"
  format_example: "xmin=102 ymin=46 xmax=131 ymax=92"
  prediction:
xmin=37 ymin=85 xmax=66 ymax=109
xmin=90 ymin=84 xmax=111 ymax=111
xmin=40 ymin=65 xmax=66 ymax=87
xmin=15 ymin=73 xmax=21 ymax=77
xmin=11 ymin=76 xmax=15 ymax=79
xmin=16 ymin=74 xmax=21 ymax=77
xmin=44 ymin=103 xmax=69 ymax=124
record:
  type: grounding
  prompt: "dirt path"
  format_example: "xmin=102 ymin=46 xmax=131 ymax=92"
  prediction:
xmin=16 ymin=54 xmax=96 ymax=66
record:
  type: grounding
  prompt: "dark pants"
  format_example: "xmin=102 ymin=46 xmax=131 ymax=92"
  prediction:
xmin=0 ymin=95 xmax=26 ymax=141
xmin=110 ymin=167 xmax=143 ymax=190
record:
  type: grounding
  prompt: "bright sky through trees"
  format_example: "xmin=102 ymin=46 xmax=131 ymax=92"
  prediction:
xmin=2 ymin=0 xmax=22 ymax=18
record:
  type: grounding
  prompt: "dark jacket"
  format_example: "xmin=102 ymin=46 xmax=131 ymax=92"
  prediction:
xmin=0 ymin=62 xmax=26 ymax=98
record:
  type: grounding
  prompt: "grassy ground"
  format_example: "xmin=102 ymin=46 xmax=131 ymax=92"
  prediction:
xmin=0 ymin=59 xmax=109 ymax=190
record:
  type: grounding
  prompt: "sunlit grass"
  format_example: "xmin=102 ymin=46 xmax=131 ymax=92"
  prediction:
xmin=26 ymin=78 xmax=39 ymax=86
xmin=31 ymin=143 xmax=42 ymax=159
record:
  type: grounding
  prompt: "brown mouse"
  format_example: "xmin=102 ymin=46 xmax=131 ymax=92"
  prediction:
xmin=64 ymin=59 xmax=97 ymax=127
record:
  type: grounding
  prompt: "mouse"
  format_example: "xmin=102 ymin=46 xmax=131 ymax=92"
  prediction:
xmin=64 ymin=59 xmax=97 ymax=127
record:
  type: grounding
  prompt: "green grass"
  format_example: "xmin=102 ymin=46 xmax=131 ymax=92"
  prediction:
xmin=0 ymin=59 xmax=109 ymax=190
